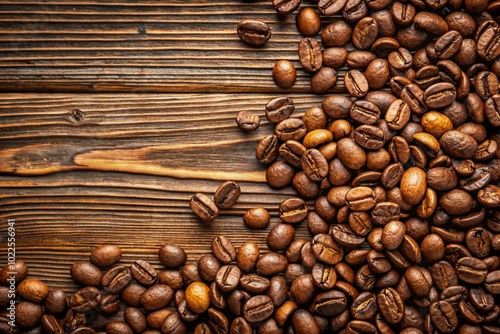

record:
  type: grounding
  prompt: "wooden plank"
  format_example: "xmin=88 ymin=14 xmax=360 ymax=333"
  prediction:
xmin=0 ymin=92 xmax=321 ymax=293
xmin=0 ymin=0 xmax=347 ymax=93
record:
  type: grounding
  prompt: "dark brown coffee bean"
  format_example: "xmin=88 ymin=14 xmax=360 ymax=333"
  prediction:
xmin=311 ymin=234 xmax=344 ymax=265
xmin=273 ymin=60 xmax=296 ymax=89
xmin=265 ymin=97 xmax=295 ymax=124
xmin=121 ymin=282 xmax=147 ymax=307
xmin=301 ymin=148 xmax=328 ymax=182
xmin=318 ymin=0 xmax=348 ymax=15
xmin=414 ymin=11 xmax=449 ymax=34
xmin=293 ymin=171 xmax=321 ymax=199
xmin=405 ymin=266 xmax=432 ymax=297
xmin=350 ymin=292 xmax=377 ymax=320
xmin=266 ymin=223 xmax=294 ymax=252
xmin=236 ymin=111 xmax=260 ymax=132
xmin=431 ymin=261 xmax=458 ymax=291
xmin=400 ymin=84 xmax=427 ymax=116
xmin=237 ymin=19 xmax=271 ymax=46
xmin=391 ymin=2 xmax=416 ymax=25
xmin=350 ymin=100 xmax=381 ymax=126
xmin=211 ymin=235 xmax=236 ymax=264
xmin=242 ymin=295 xmax=274 ymax=323
xmin=243 ymin=207 xmax=270 ymax=229
xmin=346 ymin=186 xmax=376 ymax=211
xmin=69 ymin=287 xmax=100 ymax=313
xmin=429 ymin=301 xmax=458 ymax=333
xmin=213 ymin=180 xmax=240 ymax=209
xmin=476 ymin=20 xmax=500 ymax=61
xmin=41 ymin=314 xmax=64 ymax=334
xmin=466 ymin=227 xmax=491 ymax=258
xmin=377 ymin=288 xmax=404 ymax=324
xmin=322 ymin=95 xmax=353 ymax=119
xmin=90 ymin=245 xmax=122 ymax=268
xmin=323 ymin=47 xmax=348 ymax=69
xmin=485 ymin=94 xmax=500 ymax=127
xmin=365 ymin=59 xmax=390 ymax=89
xmin=484 ymin=270 xmax=500 ymax=294
xmin=311 ymin=263 xmax=337 ymax=290
xmin=235 ymin=242 xmax=259 ymax=273
xmin=400 ymin=167 xmax=426 ymax=205
xmin=322 ymin=20 xmax=352 ymax=47
xmin=190 ymin=193 xmax=219 ymax=222
xmin=161 ymin=312 xmax=186 ymax=334
xmin=440 ymin=130 xmax=478 ymax=159
xmin=456 ymin=257 xmax=488 ymax=284
xmin=331 ymin=224 xmax=365 ymax=247
xmin=141 ymin=284 xmax=174 ymax=311
xmin=344 ymin=0 xmax=368 ymax=22
xmin=298 ymin=38 xmax=322 ymax=73
xmin=424 ymin=82 xmax=457 ymax=109
xmin=100 ymin=294 xmax=120 ymax=315
xmin=130 ymin=260 xmax=157 ymax=286
xmin=352 ymin=17 xmax=378 ymax=50
xmin=100 ymin=266 xmax=131 ymax=293
xmin=296 ymin=7 xmax=321 ymax=36
xmin=275 ymin=118 xmax=307 ymax=142
xmin=435 ymin=30 xmax=463 ymax=59
xmin=70 ymin=262 xmax=102 ymax=287
xmin=257 ymin=252 xmax=288 ymax=276
xmin=273 ymin=0 xmax=301 ymax=15
xmin=266 ymin=161 xmax=295 ymax=189
xmin=292 ymin=309 xmax=321 ymax=334
xmin=182 ymin=263 xmax=202 ymax=286
xmin=439 ymin=189 xmax=474 ymax=215
xmin=345 ymin=70 xmax=369 ymax=98
xmin=159 ymin=243 xmax=186 ymax=268
xmin=311 ymin=67 xmax=337 ymax=94
xmin=124 ymin=307 xmax=147 ymax=333
xmin=347 ymin=50 xmax=378 ymax=70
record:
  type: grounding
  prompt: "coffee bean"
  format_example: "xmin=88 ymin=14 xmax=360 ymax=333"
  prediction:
xmin=273 ymin=0 xmax=301 ymax=15
xmin=242 ymin=295 xmax=274 ymax=323
xmin=141 ymin=285 xmax=174 ymax=311
xmin=243 ymin=207 xmax=270 ymax=229
xmin=102 ymin=266 xmax=132 ymax=293
xmin=318 ymin=0 xmax=348 ymax=15
xmin=424 ymin=82 xmax=457 ymax=109
xmin=17 ymin=278 xmax=48 ymax=303
xmin=345 ymin=70 xmax=369 ymax=98
xmin=439 ymin=189 xmax=474 ymax=215
xmin=190 ymin=193 xmax=219 ymax=222
xmin=298 ymin=38 xmax=322 ymax=73
xmin=429 ymin=301 xmax=458 ymax=333
xmin=99 ymin=294 xmax=120 ymax=315
xmin=235 ymin=111 xmax=260 ymax=132
xmin=70 ymin=262 xmax=102 ymax=287
xmin=130 ymin=260 xmax=157 ymax=286
xmin=237 ymin=19 xmax=271 ymax=46
xmin=275 ymin=118 xmax=307 ymax=142
xmin=404 ymin=266 xmax=432 ymax=297
xmin=476 ymin=20 xmax=500 ymax=61
xmin=311 ymin=233 xmax=344 ymax=265
xmin=41 ymin=314 xmax=64 ymax=334
xmin=311 ymin=67 xmax=338 ymax=94
xmin=400 ymin=84 xmax=427 ymax=116
xmin=351 ymin=292 xmax=377 ymax=320
xmin=296 ymin=7 xmax=321 ymax=36
xmin=273 ymin=60 xmax=297 ymax=89
xmin=301 ymin=148 xmax=328 ymax=182
xmin=124 ymin=307 xmax=147 ymax=333
xmin=234 ymin=242 xmax=259 ymax=273
xmin=211 ymin=235 xmax=236 ymax=264
xmin=353 ymin=17 xmax=378 ymax=50
xmin=344 ymin=0 xmax=368 ymax=22
xmin=456 ymin=257 xmax=488 ymax=284
xmin=16 ymin=301 xmax=43 ymax=329
xmin=161 ymin=312 xmax=186 ymax=334
xmin=90 ymin=245 xmax=122 ymax=268
xmin=69 ymin=287 xmax=101 ymax=313
xmin=257 ymin=252 xmax=288 ymax=276
xmin=215 ymin=265 xmax=241 ymax=293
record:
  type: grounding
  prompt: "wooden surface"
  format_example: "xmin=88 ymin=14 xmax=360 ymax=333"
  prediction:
xmin=0 ymin=1 xmax=326 ymax=297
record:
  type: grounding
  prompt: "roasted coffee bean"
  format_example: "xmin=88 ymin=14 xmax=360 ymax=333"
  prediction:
xmin=266 ymin=223 xmax=295 ymax=252
xmin=298 ymin=37 xmax=322 ymax=73
xmin=331 ymin=224 xmax=365 ymax=247
xmin=431 ymin=261 xmax=458 ymax=291
xmin=239 ymin=274 xmax=270 ymax=294
xmin=484 ymin=270 xmax=500 ymax=294
xmin=273 ymin=0 xmax=301 ymax=15
xmin=273 ymin=60 xmax=297 ymax=89
xmin=318 ymin=0 xmax=348 ymax=15
xmin=440 ymin=130 xmax=478 ymax=159
xmin=346 ymin=186 xmax=376 ymax=211
xmin=70 ymin=262 xmax=102 ymax=287
xmin=485 ymin=94 xmax=500 ymax=127
xmin=350 ymin=100 xmax=381 ymax=126
xmin=476 ymin=20 xmax=500 ymax=61
xmin=292 ymin=309 xmax=321 ymax=334
xmin=429 ymin=301 xmax=458 ymax=333
xmin=41 ymin=314 xmax=64 ymax=334
xmin=345 ymin=70 xmax=369 ymax=98
xmin=197 ymin=255 xmax=221 ymax=283
xmin=266 ymin=160 xmax=295 ymax=188
xmin=439 ymin=189 xmax=474 ymax=215
xmin=311 ymin=263 xmax=337 ymax=290
xmin=346 ymin=320 xmax=377 ymax=334
xmin=351 ymin=292 xmax=377 ymax=320
xmin=323 ymin=47 xmax=348 ymax=68
xmin=404 ymin=266 xmax=432 ymax=297
xmin=141 ymin=285 xmax=174 ymax=311
xmin=131 ymin=260 xmax=157 ymax=286
xmin=311 ymin=67 xmax=338 ymax=94
xmin=100 ymin=294 xmax=121 ymax=315
xmin=322 ymin=20 xmax=352 ymax=47
xmin=185 ymin=282 xmax=210 ymax=314
xmin=159 ymin=243 xmax=186 ymax=268
xmin=236 ymin=110 xmax=260 ymax=131
xmin=190 ymin=193 xmax=219 ymax=222
xmin=124 ymin=307 xmax=147 ymax=333
xmin=352 ymin=17 xmax=378 ymax=50
xmin=90 ymin=245 xmax=122 ymax=268
xmin=69 ymin=287 xmax=101 ymax=313
xmin=456 ymin=257 xmax=488 ymax=284
xmin=237 ymin=19 xmax=271 ymax=46
xmin=17 ymin=278 xmax=48 ymax=303
xmin=311 ymin=234 xmax=344 ymax=265
xmin=365 ymin=59 xmax=390 ymax=89
xmin=242 ymin=295 xmax=274 ymax=323
xmin=213 ymin=181 xmax=241 ymax=210
xmin=377 ymin=288 xmax=404 ymax=324
xmin=424 ymin=82 xmax=457 ymax=109
xmin=344 ymin=0 xmax=368 ymax=22
xmin=243 ymin=207 xmax=270 ymax=229
xmin=275 ymin=118 xmax=307 ymax=142
xmin=211 ymin=235 xmax=236 ymax=265
xmin=235 ymin=242 xmax=259 ymax=273
xmin=102 ymin=266 xmax=132 ymax=293
xmin=45 ymin=289 xmax=67 ymax=315
xmin=215 ymin=265 xmax=241 ymax=293
xmin=435 ymin=30 xmax=463 ymax=59
xmin=161 ymin=312 xmax=186 ymax=334
xmin=400 ymin=84 xmax=427 ymax=116
xmin=347 ymin=50 xmax=378 ymax=69
xmin=121 ymin=282 xmax=147 ymax=306
xmin=337 ymin=138 xmax=367 ymax=171
xmin=257 ymin=252 xmax=288 ymax=275
xmin=265 ymin=97 xmax=295 ymax=124
xmin=301 ymin=148 xmax=328 ymax=182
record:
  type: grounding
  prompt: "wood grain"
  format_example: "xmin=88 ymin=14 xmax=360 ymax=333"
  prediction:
xmin=0 ymin=0 xmax=348 ymax=93
xmin=0 ymin=93 xmax=322 ymax=294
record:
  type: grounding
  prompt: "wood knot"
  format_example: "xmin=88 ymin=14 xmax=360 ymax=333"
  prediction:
xmin=70 ymin=109 xmax=85 ymax=123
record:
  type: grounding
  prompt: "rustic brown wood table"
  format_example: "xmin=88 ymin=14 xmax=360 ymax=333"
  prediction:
xmin=0 ymin=0 xmax=345 ymax=322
